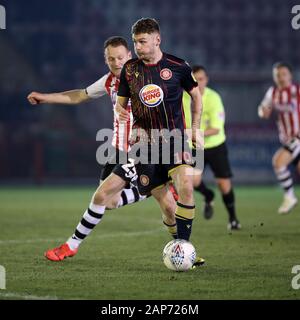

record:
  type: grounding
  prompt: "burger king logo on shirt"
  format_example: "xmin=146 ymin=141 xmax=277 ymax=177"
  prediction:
xmin=139 ymin=84 xmax=164 ymax=108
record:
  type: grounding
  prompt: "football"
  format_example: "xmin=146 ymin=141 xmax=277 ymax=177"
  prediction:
xmin=162 ymin=239 xmax=196 ymax=271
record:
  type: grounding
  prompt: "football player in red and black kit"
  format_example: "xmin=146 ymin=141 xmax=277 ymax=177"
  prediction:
xmin=116 ymin=18 xmax=203 ymax=242
xmin=28 ymin=37 xmax=179 ymax=261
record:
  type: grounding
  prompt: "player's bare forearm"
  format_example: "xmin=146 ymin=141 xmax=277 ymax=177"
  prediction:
xmin=59 ymin=89 xmax=89 ymax=104
xmin=189 ymin=87 xmax=203 ymax=143
xmin=115 ymin=96 xmax=130 ymax=122
xmin=27 ymin=89 xmax=89 ymax=105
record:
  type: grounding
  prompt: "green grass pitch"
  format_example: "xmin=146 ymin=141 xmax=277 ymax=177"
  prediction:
xmin=0 ymin=186 xmax=299 ymax=300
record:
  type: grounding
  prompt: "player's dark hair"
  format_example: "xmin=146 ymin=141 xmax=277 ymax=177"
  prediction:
xmin=131 ymin=18 xmax=160 ymax=35
xmin=273 ymin=62 xmax=293 ymax=73
xmin=104 ymin=36 xmax=129 ymax=50
xmin=192 ymin=65 xmax=207 ymax=74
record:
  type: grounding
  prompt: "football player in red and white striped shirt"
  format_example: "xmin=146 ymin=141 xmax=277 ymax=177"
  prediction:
xmin=258 ymin=62 xmax=300 ymax=214
xmin=85 ymin=61 xmax=133 ymax=153
xmin=28 ymin=37 xmax=138 ymax=210
xmin=28 ymin=37 xmax=178 ymax=261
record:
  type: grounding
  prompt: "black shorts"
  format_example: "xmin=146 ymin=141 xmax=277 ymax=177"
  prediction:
xmin=100 ymin=152 xmax=137 ymax=188
xmin=135 ymin=163 xmax=193 ymax=195
xmin=203 ymin=142 xmax=233 ymax=178
xmin=134 ymin=142 xmax=194 ymax=195
xmin=283 ymin=137 xmax=300 ymax=166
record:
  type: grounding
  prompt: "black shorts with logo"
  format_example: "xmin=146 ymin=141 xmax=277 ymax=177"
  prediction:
xmin=202 ymin=142 xmax=233 ymax=178
xmin=134 ymin=141 xmax=194 ymax=195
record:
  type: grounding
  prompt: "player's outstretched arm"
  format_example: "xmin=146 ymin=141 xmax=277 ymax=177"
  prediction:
xmin=27 ymin=89 xmax=90 ymax=105
xmin=189 ymin=86 xmax=203 ymax=147
xmin=115 ymin=96 xmax=130 ymax=122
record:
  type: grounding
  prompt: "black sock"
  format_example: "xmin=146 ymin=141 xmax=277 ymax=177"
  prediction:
xmin=195 ymin=181 xmax=214 ymax=203
xmin=222 ymin=189 xmax=237 ymax=222
xmin=175 ymin=202 xmax=195 ymax=241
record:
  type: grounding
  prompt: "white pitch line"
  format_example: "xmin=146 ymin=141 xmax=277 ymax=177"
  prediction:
xmin=0 ymin=228 xmax=165 ymax=300
xmin=0 ymin=238 xmax=66 ymax=245
xmin=0 ymin=292 xmax=58 ymax=300
xmin=0 ymin=228 xmax=164 ymax=245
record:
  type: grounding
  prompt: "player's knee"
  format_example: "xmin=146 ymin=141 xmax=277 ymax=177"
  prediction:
xmin=193 ymin=174 xmax=202 ymax=188
xmin=177 ymin=179 xmax=194 ymax=201
xmin=93 ymin=189 xmax=108 ymax=205
xmin=272 ymin=154 xmax=280 ymax=169
xmin=218 ymin=179 xmax=231 ymax=194
xmin=272 ymin=160 xmax=285 ymax=172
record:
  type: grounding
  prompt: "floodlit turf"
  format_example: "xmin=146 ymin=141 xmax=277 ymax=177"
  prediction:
xmin=0 ymin=186 xmax=299 ymax=300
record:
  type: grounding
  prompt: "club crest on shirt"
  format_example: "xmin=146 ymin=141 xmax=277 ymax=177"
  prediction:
xmin=139 ymin=84 xmax=164 ymax=108
xmin=160 ymin=68 xmax=172 ymax=80
xmin=140 ymin=174 xmax=150 ymax=186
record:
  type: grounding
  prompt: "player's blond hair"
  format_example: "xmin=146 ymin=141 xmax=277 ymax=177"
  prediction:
xmin=104 ymin=36 xmax=129 ymax=50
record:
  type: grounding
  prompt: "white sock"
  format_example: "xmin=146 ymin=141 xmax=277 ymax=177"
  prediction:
xmin=67 ymin=202 xmax=106 ymax=250
xmin=117 ymin=187 xmax=147 ymax=208
xmin=285 ymin=188 xmax=295 ymax=199
xmin=275 ymin=167 xmax=294 ymax=198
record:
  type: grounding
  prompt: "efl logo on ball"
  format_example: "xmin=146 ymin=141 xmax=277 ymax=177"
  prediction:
xmin=139 ymin=84 xmax=164 ymax=108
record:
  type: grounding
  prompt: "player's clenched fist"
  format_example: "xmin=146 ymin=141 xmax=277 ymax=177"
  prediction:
xmin=258 ymin=105 xmax=272 ymax=119
xmin=27 ymin=92 xmax=47 ymax=105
